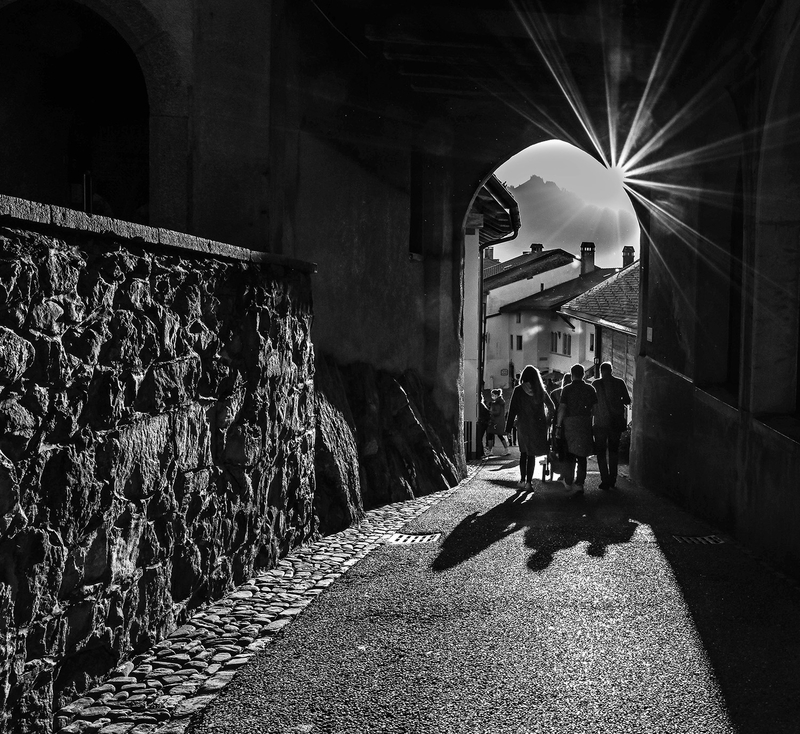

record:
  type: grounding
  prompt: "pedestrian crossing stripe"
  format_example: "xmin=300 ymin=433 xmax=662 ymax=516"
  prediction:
xmin=384 ymin=533 xmax=442 ymax=544
xmin=672 ymin=534 xmax=725 ymax=544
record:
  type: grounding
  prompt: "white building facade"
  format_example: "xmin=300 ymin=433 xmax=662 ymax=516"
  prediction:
xmin=484 ymin=242 xmax=615 ymax=389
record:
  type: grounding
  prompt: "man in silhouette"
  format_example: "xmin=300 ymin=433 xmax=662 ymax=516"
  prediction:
xmin=592 ymin=361 xmax=631 ymax=490
xmin=556 ymin=363 xmax=597 ymax=493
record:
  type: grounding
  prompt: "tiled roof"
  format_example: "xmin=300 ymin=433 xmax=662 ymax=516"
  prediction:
xmin=500 ymin=251 xmax=544 ymax=270
xmin=560 ymin=261 xmax=640 ymax=332
xmin=483 ymin=249 xmax=574 ymax=289
xmin=499 ymin=267 xmax=616 ymax=312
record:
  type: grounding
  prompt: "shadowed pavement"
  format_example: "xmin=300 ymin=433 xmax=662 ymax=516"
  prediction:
xmin=188 ymin=455 xmax=800 ymax=734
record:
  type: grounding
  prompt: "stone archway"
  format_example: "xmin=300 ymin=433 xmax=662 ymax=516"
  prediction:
xmin=0 ymin=0 xmax=189 ymax=229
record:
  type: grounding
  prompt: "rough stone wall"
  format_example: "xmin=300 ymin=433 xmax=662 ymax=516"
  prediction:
xmin=313 ymin=353 xmax=460 ymax=536
xmin=0 ymin=224 xmax=315 ymax=732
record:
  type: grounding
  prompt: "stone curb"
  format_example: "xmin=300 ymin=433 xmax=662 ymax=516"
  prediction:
xmin=56 ymin=481 xmax=469 ymax=734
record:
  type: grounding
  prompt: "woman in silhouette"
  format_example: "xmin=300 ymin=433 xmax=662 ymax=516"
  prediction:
xmin=486 ymin=389 xmax=510 ymax=456
xmin=505 ymin=365 xmax=555 ymax=491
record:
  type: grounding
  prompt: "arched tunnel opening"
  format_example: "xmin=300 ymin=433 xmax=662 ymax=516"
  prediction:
xmin=462 ymin=139 xmax=641 ymax=464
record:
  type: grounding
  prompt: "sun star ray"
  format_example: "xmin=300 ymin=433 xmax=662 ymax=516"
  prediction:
xmin=598 ymin=0 xmax=621 ymax=167
xmin=511 ymin=0 xmax=610 ymax=167
xmin=633 ymin=194 xmax=741 ymax=301
xmin=468 ymin=72 xmax=588 ymax=151
xmin=623 ymin=178 xmax=735 ymax=208
xmin=618 ymin=0 xmax=713 ymax=169
xmin=622 ymin=76 xmax=738 ymax=172
xmin=617 ymin=1 xmax=683 ymax=168
xmin=627 ymin=183 xmax=797 ymax=300
xmin=625 ymin=109 xmax=800 ymax=180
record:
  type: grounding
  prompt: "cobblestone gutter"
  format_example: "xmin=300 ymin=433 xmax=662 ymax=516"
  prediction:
xmin=56 ymin=486 xmax=462 ymax=734
xmin=0 ymin=198 xmax=316 ymax=732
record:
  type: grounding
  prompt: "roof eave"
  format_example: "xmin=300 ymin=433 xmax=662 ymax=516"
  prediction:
xmin=559 ymin=308 xmax=638 ymax=336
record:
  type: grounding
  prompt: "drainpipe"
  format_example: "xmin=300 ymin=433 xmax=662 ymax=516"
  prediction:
xmin=476 ymin=179 xmax=521 ymax=404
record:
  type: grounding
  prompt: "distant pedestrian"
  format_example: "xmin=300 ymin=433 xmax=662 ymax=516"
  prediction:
xmin=556 ymin=363 xmax=597 ymax=493
xmin=487 ymin=389 xmax=510 ymax=456
xmin=592 ymin=362 xmax=632 ymax=489
xmin=505 ymin=365 xmax=555 ymax=491
xmin=475 ymin=392 xmax=490 ymax=459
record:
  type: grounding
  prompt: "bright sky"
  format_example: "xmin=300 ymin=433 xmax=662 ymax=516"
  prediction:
xmin=492 ymin=139 xmax=638 ymax=266
xmin=495 ymin=139 xmax=630 ymax=210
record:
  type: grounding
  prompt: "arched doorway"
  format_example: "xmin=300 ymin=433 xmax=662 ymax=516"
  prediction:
xmin=0 ymin=0 xmax=149 ymax=222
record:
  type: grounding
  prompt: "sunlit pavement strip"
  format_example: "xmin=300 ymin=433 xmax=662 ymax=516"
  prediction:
xmin=56 ymin=478 xmax=470 ymax=734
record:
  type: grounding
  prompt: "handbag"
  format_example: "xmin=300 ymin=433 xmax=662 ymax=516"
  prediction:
xmin=549 ymin=424 xmax=567 ymax=462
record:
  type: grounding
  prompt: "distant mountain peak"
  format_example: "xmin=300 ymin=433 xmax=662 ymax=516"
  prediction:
xmin=505 ymin=174 xmax=637 ymax=263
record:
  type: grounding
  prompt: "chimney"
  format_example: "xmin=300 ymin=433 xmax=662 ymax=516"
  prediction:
xmin=530 ymin=243 xmax=543 ymax=255
xmin=484 ymin=247 xmax=494 ymax=260
xmin=622 ymin=245 xmax=635 ymax=267
xmin=580 ymin=241 xmax=595 ymax=275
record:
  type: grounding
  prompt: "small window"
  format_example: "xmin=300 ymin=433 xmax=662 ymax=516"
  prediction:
xmin=509 ymin=334 xmax=514 ymax=350
xmin=516 ymin=335 xmax=523 ymax=350
xmin=550 ymin=332 xmax=558 ymax=353
xmin=590 ymin=333 xmax=595 ymax=352
xmin=563 ymin=334 xmax=572 ymax=357
xmin=516 ymin=313 xmax=521 ymax=324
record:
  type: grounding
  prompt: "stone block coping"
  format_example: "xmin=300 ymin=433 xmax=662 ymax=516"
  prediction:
xmin=0 ymin=194 xmax=317 ymax=274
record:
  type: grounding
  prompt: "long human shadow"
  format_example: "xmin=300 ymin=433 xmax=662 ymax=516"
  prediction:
xmin=431 ymin=480 xmax=638 ymax=573
xmin=431 ymin=479 xmax=800 ymax=733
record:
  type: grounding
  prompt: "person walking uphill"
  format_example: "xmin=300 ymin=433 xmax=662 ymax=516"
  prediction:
xmin=592 ymin=361 xmax=632 ymax=489
xmin=487 ymin=389 xmax=510 ymax=456
xmin=505 ymin=365 xmax=555 ymax=491
xmin=556 ymin=363 xmax=597 ymax=494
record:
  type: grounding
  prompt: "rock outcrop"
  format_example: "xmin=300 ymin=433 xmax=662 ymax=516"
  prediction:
xmin=313 ymin=354 xmax=460 ymax=525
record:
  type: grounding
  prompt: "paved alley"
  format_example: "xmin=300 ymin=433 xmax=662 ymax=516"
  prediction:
xmin=186 ymin=455 xmax=800 ymax=734
xmin=59 ymin=453 xmax=800 ymax=734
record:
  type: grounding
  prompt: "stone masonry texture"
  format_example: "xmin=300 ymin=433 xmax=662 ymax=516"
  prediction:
xmin=0 ymin=224 xmax=315 ymax=733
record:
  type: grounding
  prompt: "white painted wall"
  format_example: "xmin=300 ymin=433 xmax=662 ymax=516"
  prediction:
xmin=485 ymin=312 xmax=511 ymax=387
xmin=485 ymin=260 xmax=579 ymax=316
xmin=545 ymin=315 xmax=596 ymax=376
xmin=484 ymin=258 xmax=581 ymax=387
xmin=463 ymin=230 xmax=481 ymax=423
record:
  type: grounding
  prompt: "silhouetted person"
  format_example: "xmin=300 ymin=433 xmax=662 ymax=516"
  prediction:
xmin=556 ymin=363 xmax=597 ymax=493
xmin=475 ymin=392 xmax=490 ymax=459
xmin=505 ymin=365 xmax=555 ymax=491
xmin=487 ymin=389 xmax=510 ymax=456
xmin=592 ymin=361 xmax=631 ymax=489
